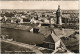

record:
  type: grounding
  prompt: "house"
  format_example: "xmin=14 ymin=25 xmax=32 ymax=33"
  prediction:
xmin=30 ymin=18 xmax=36 ymax=24
xmin=43 ymin=18 xmax=49 ymax=24
xmin=19 ymin=18 xmax=23 ymax=23
xmin=49 ymin=18 xmax=55 ymax=24
xmin=1 ymin=16 xmax=8 ymax=23
xmin=11 ymin=17 xmax=27 ymax=24
xmin=30 ymin=17 xmax=40 ymax=24
xmin=43 ymin=31 xmax=61 ymax=50
xmin=0 ymin=16 xmax=2 ymax=20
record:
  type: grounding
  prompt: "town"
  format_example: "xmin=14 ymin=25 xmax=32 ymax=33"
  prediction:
xmin=0 ymin=5 xmax=79 ymax=53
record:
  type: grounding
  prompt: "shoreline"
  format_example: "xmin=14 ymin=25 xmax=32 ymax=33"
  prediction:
xmin=1 ymin=23 xmax=32 ymax=31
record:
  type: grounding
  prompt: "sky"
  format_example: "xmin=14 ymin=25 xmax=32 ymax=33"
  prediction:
xmin=0 ymin=1 xmax=79 ymax=10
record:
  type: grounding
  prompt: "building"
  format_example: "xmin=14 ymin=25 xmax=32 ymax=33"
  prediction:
xmin=43 ymin=31 xmax=61 ymax=50
xmin=56 ymin=5 xmax=62 ymax=25
xmin=62 ymin=13 xmax=79 ymax=29
xmin=1 ymin=16 xmax=7 ymax=23
xmin=49 ymin=18 xmax=55 ymax=24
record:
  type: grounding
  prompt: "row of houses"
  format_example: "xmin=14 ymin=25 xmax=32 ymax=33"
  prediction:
xmin=0 ymin=6 xmax=79 ymax=30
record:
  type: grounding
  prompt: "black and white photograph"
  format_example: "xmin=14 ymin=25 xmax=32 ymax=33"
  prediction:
xmin=0 ymin=0 xmax=79 ymax=54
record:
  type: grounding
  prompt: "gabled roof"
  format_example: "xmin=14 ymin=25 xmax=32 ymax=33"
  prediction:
xmin=44 ymin=35 xmax=55 ymax=43
xmin=51 ymin=31 xmax=60 ymax=42
xmin=44 ymin=31 xmax=60 ymax=43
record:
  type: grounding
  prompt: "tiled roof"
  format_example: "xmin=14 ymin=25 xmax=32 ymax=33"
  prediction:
xmin=53 ymin=28 xmax=75 ymax=37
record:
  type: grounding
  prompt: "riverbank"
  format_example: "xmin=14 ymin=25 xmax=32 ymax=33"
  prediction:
xmin=1 ymin=23 xmax=32 ymax=31
xmin=1 ymin=39 xmax=53 ymax=53
xmin=1 ymin=42 xmax=33 ymax=52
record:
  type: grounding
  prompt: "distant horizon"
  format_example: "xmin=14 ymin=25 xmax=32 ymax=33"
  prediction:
xmin=1 ymin=9 xmax=79 ymax=10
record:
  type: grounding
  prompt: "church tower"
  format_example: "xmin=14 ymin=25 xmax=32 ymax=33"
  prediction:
xmin=56 ymin=5 xmax=62 ymax=25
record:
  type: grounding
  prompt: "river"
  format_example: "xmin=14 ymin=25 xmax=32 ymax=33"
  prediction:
xmin=1 ymin=28 xmax=45 ymax=44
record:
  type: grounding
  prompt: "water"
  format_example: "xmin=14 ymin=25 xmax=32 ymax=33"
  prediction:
xmin=1 ymin=28 xmax=45 ymax=44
